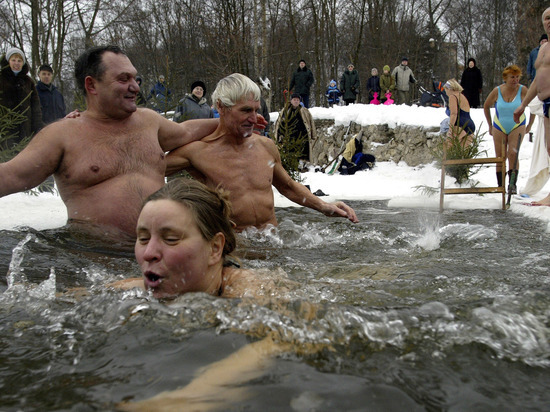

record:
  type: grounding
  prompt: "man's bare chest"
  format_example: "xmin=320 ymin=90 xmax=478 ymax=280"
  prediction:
xmin=193 ymin=143 xmax=274 ymax=190
xmin=58 ymin=129 xmax=166 ymax=185
xmin=536 ymin=45 xmax=550 ymax=68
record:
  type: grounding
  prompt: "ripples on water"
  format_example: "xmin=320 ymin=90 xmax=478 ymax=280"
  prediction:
xmin=0 ymin=201 xmax=549 ymax=410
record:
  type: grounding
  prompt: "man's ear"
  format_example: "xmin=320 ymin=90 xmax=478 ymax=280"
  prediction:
xmin=85 ymin=76 xmax=97 ymax=96
xmin=208 ymin=232 xmax=225 ymax=265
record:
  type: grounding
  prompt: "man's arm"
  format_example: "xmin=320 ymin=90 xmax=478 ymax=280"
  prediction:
xmin=267 ymin=140 xmax=358 ymax=223
xmin=157 ymin=114 xmax=218 ymax=152
xmin=165 ymin=144 xmax=193 ymax=176
xmin=515 ymin=42 xmax=547 ymax=122
xmin=514 ymin=78 xmax=538 ymax=123
xmin=0 ymin=124 xmax=64 ymax=196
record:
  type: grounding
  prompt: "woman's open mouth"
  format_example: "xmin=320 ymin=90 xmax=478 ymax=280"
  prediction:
xmin=144 ymin=271 xmax=163 ymax=288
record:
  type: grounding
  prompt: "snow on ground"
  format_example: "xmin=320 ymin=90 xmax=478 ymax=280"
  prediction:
xmin=3 ymin=103 xmax=550 ymax=232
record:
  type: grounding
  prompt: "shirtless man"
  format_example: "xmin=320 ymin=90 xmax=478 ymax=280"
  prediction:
xmin=0 ymin=45 xmax=217 ymax=237
xmin=166 ymin=73 xmax=358 ymax=231
xmin=514 ymin=7 xmax=550 ymax=205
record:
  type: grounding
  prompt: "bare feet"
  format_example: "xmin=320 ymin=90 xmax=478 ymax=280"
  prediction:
xmin=532 ymin=193 xmax=550 ymax=206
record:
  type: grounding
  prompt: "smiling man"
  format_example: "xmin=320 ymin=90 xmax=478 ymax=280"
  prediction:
xmin=166 ymin=73 xmax=358 ymax=231
xmin=0 ymin=45 xmax=217 ymax=238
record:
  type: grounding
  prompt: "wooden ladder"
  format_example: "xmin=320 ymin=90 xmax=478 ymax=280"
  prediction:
xmin=439 ymin=140 xmax=507 ymax=211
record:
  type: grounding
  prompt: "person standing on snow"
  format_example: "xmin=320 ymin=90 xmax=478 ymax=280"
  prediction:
xmin=392 ymin=57 xmax=416 ymax=105
xmin=460 ymin=58 xmax=483 ymax=108
xmin=289 ymin=59 xmax=314 ymax=108
xmin=340 ymin=63 xmax=360 ymax=105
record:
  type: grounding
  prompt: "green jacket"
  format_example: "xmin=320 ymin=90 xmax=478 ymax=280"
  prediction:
xmin=380 ymin=73 xmax=395 ymax=94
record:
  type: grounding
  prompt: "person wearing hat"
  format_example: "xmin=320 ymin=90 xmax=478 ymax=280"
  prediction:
xmin=36 ymin=64 xmax=66 ymax=124
xmin=0 ymin=47 xmax=44 ymax=151
xmin=527 ymin=34 xmax=548 ymax=84
xmin=460 ymin=58 xmax=483 ymax=108
xmin=174 ymin=80 xmax=213 ymax=122
xmin=135 ymin=75 xmax=146 ymax=106
xmin=289 ymin=59 xmax=314 ymax=108
xmin=365 ymin=67 xmax=381 ymax=104
xmin=379 ymin=65 xmax=395 ymax=103
xmin=391 ymin=57 xmax=416 ymax=105
xmin=274 ymin=92 xmax=317 ymax=162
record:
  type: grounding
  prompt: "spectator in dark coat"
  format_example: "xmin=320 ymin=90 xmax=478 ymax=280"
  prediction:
xmin=289 ymin=59 xmax=314 ymax=108
xmin=340 ymin=64 xmax=361 ymax=105
xmin=527 ymin=34 xmax=548 ymax=83
xmin=135 ymin=76 xmax=147 ymax=106
xmin=36 ymin=64 xmax=66 ymax=124
xmin=174 ymin=80 xmax=213 ymax=122
xmin=366 ymin=68 xmax=381 ymax=103
xmin=0 ymin=47 xmax=44 ymax=151
xmin=148 ymin=75 xmax=172 ymax=112
xmin=460 ymin=58 xmax=483 ymax=108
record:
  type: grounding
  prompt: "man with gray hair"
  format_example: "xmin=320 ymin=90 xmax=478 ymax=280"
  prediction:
xmin=166 ymin=73 xmax=358 ymax=231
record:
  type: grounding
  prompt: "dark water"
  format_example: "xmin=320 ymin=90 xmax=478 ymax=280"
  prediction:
xmin=1 ymin=201 xmax=549 ymax=411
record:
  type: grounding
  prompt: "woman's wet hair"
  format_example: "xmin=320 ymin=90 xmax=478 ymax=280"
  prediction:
xmin=144 ymin=179 xmax=236 ymax=256
xmin=502 ymin=64 xmax=522 ymax=79
xmin=444 ymin=78 xmax=463 ymax=92
xmin=211 ymin=73 xmax=260 ymax=110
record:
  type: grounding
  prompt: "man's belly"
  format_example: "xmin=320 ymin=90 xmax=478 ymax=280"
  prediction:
xmin=537 ymin=68 xmax=550 ymax=100
xmin=60 ymin=174 xmax=164 ymax=236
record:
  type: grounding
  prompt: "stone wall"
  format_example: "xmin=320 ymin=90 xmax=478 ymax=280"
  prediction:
xmin=310 ymin=120 xmax=441 ymax=167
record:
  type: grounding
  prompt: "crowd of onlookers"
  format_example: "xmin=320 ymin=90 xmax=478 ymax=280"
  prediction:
xmin=1 ymin=38 xmax=547 ymax=186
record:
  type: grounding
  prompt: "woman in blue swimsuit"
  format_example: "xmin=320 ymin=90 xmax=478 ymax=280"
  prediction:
xmin=443 ymin=79 xmax=476 ymax=146
xmin=483 ymin=65 xmax=528 ymax=193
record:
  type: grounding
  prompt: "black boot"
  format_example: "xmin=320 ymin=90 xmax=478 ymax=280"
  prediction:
xmin=507 ymin=170 xmax=518 ymax=194
xmin=496 ymin=171 xmax=503 ymax=187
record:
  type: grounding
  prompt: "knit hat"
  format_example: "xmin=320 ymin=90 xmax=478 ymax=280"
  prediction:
xmin=5 ymin=47 xmax=25 ymax=64
xmin=191 ymin=80 xmax=206 ymax=93
xmin=290 ymin=93 xmax=301 ymax=100
xmin=383 ymin=65 xmax=390 ymax=72
xmin=540 ymin=34 xmax=548 ymax=43
xmin=401 ymin=57 xmax=408 ymax=62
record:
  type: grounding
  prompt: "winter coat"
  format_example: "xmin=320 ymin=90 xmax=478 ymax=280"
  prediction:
xmin=149 ymin=81 xmax=171 ymax=99
xmin=274 ymin=104 xmax=317 ymax=161
xmin=340 ymin=69 xmax=361 ymax=101
xmin=174 ymin=94 xmax=213 ymax=122
xmin=527 ymin=46 xmax=541 ymax=81
xmin=325 ymin=81 xmax=341 ymax=105
xmin=0 ymin=55 xmax=44 ymax=149
xmin=460 ymin=65 xmax=483 ymax=108
xmin=379 ymin=73 xmax=395 ymax=94
xmin=289 ymin=66 xmax=314 ymax=96
xmin=366 ymin=75 xmax=381 ymax=99
xmin=36 ymin=80 xmax=66 ymax=124
xmin=391 ymin=64 xmax=415 ymax=92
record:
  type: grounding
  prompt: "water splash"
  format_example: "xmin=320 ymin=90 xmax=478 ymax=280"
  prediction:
xmin=6 ymin=233 xmax=36 ymax=288
xmin=414 ymin=215 xmax=441 ymax=251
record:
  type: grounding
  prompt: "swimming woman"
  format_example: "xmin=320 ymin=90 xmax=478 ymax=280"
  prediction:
xmin=443 ymin=78 xmax=476 ymax=147
xmin=484 ymin=65 xmax=528 ymax=193
xmin=115 ymin=179 xmax=296 ymax=410
xmin=113 ymin=178 xmax=259 ymax=300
